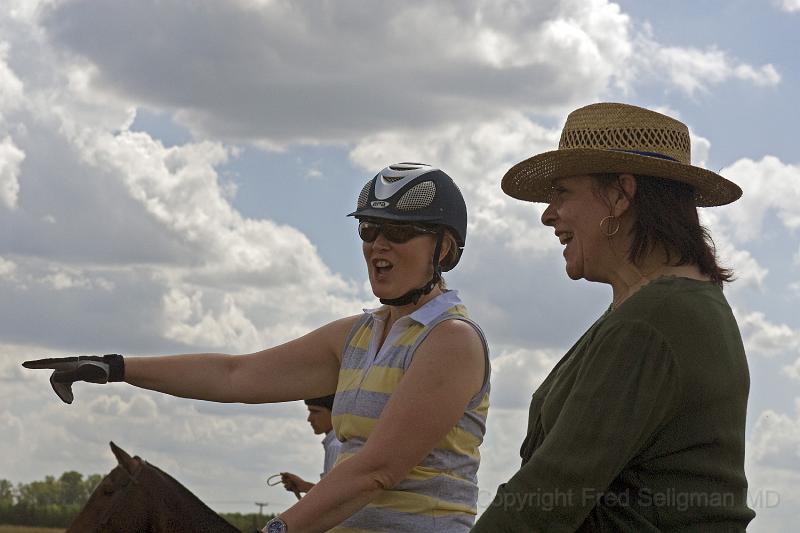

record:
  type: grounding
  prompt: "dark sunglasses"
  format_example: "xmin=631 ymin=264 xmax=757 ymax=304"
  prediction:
xmin=358 ymin=220 xmax=437 ymax=243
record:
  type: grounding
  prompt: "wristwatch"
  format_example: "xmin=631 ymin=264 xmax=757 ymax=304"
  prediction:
xmin=265 ymin=516 xmax=288 ymax=533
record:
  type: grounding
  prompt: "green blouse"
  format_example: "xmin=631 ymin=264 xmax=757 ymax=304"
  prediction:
xmin=473 ymin=277 xmax=755 ymax=532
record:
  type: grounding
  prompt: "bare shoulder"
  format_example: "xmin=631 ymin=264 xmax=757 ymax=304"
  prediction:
xmin=317 ymin=314 xmax=363 ymax=360
xmin=426 ymin=318 xmax=484 ymax=350
xmin=321 ymin=313 xmax=362 ymax=335
xmin=412 ymin=319 xmax=486 ymax=388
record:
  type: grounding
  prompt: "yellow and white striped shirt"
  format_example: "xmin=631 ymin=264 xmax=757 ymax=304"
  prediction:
xmin=331 ymin=290 xmax=491 ymax=533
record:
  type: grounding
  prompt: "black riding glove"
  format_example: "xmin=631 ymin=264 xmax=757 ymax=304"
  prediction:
xmin=22 ymin=354 xmax=125 ymax=404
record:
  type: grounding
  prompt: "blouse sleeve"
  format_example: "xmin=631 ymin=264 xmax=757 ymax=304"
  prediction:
xmin=472 ymin=320 xmax=683 ymax=532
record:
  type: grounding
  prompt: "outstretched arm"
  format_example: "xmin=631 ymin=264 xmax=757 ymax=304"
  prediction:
xmin=25 ymin=315 xmax=358 ymax=404
xmin=275 ymin=319 xmax=488 ymax=533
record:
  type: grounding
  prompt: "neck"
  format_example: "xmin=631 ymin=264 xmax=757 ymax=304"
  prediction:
xmin=608 ymin=260 xmax=708 ymax=310
xmin=385 ymin=287 xmax=443 ymax=324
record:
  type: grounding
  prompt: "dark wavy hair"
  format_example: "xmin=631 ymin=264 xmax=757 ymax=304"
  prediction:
xmin=592 ymin=173 xmax=733 ymax=286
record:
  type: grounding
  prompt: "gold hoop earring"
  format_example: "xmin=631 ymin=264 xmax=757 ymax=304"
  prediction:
xmin=600 ymin=215 xmax=620 ymax=237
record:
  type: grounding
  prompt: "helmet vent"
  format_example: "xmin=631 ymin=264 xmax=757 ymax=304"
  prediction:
xmin=389 ymin=162 xmax=427 ymax=171
xmin=384 ymin=163 xmax=432 ymax=181
xmin=356 ymin=180 xmax=371 ymax=208
xmin=396 ymin=181 xmax=436 ymax=211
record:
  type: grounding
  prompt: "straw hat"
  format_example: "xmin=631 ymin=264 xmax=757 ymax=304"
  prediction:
xmin=501 ymin=102 xmax=742 ymax=207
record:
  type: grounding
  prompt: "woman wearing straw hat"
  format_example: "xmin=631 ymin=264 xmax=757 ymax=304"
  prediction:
xmin=472 ymin=103 xmax=754 ymax=531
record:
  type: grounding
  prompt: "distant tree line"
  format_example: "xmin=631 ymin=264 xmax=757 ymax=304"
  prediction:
xmin=222 ymin=511 xmax=277 ymax=532
xmin=0 ymin=472 xmax=274 ymax=531
xmin=0 ymin=471 xmax=102 ymax=527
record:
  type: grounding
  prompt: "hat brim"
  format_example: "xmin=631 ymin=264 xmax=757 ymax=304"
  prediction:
xmin=501 ymin=148 xmax=742 ymax=207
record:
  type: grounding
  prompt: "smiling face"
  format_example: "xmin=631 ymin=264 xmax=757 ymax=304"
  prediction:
xmin=540 ymin=175 xmax=622 ymax=282
xmin=361 ymin=222 xmax=442 ymax=301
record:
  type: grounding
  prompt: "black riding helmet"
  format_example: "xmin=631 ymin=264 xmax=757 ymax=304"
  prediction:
xmin=348 ymin=163 xmax=467 ymax=306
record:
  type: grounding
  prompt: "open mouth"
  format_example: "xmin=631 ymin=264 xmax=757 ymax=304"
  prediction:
xmin=373 ymin=258 xmax=394 ymax=275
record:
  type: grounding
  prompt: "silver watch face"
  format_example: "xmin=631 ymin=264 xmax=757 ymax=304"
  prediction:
xmin=266 ymin=517 xmax=288 ymax=533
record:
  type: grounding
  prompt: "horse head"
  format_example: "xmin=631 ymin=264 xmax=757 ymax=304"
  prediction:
xmin=66 ymin=442 xmax=240 ymax=533
xmin=66 ymin=442 xmax=150 ymax=533
xmin=109 ymin=441 xmax=140 ymax=477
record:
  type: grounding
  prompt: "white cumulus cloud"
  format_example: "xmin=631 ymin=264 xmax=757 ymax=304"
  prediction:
xmin=24 ymin=0 xmax=777 ymax=147
xmin=778 ymin=0 xmax=800 ymax=13
xmin=748 ymin=400 xmax=800 ymax=465
xmin=0 ymin=42 xmax=24 ymax=114
xmin=784 ymin=358 xmax=800 ymax=381
xmin=0 ymin=256 xmax=16 ymax=279
xmin=633 ymin=32 xmax=781 ymax=96
xmin=737 ymin=310 xmax=800 ymax=358
xmin=0 ymin=136 xmax=25 ymax=209
xmin=719 ymin=156 xmax=800 ymax=241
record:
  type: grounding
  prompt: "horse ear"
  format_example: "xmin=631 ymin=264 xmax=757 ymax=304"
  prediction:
xmin=109 ymin=441 xmax=139 ymax=474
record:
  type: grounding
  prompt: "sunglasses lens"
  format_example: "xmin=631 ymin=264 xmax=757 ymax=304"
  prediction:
xmin=382 ymin=225 xmax=418 ymax=243
xmin=358 ymin=221 xmax=380 ymax=242
xmin=358 ymin=221 xmax=434 ymax=243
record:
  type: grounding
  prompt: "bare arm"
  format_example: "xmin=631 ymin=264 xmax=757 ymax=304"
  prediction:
xmin=276 ymin=319 xmax=487 ymax=532
xmin=124 ymin=315 xmax=359 ymax=403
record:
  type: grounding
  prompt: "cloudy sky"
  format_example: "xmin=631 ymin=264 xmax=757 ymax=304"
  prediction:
xmin=1 ymin=0 xmax=798 ymax=529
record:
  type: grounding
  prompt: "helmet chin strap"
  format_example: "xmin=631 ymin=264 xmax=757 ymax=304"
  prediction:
xmin=380 ymin=229 xmax=444 ymax=307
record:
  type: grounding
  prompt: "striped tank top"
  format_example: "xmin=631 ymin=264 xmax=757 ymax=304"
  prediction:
xmin=331 ymin=290 xmax=491 ymax=533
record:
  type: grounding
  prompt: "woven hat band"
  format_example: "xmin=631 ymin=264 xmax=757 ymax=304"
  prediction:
xmin=559 ymin=126 xmax=691 ymax=164
xmin=609 ymin=149 xmax=679 ymax=162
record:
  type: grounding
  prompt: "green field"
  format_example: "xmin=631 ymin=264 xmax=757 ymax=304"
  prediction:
xmin=0 ymin=527 xmax=65 ymax=533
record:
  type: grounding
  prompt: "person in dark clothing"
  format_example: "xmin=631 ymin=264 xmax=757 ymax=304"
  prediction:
xmin=472 ymin=102 xmax=755 ymax=532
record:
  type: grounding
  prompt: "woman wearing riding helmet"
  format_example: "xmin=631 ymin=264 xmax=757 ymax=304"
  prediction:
xmin=23 ymin=163 xmax=491 ymax=533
